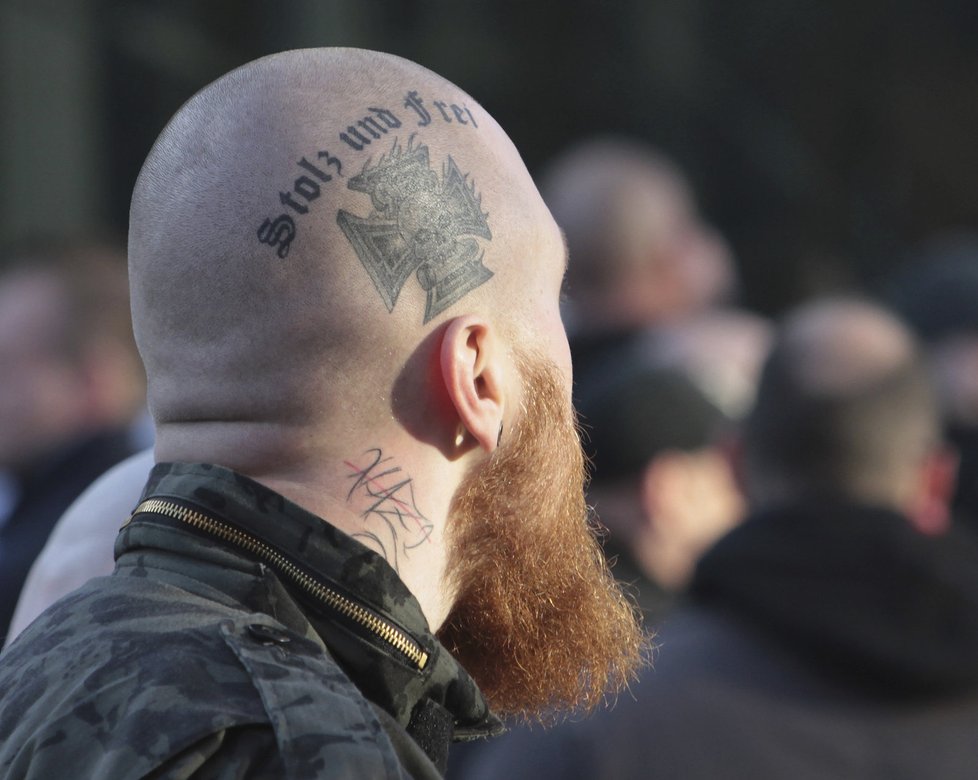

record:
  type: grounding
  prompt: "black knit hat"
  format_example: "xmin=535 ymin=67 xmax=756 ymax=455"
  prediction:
xmin=578 ymin=364 xmax=728 ymax=484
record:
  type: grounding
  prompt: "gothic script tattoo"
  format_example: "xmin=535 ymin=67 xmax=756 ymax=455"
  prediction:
xmin=256 ymin=92 xmax=479 ymax=259
xmin=257 ymin=152 xmax=344 ymax=258
xmin=403 ymin=90 xmax=478 ymax=128
xmin=345 ymin=448 xmax=434 ymax=572
xmin=336 ymin=136 xmax=493 ymax=323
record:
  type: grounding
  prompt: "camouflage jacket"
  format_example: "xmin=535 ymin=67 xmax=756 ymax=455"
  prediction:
xmin=0 ymin=462 xmax=501 ymax=779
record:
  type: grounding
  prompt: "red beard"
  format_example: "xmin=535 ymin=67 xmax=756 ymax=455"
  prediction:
xmin=438 ymin=350 xmax=647 ymax=722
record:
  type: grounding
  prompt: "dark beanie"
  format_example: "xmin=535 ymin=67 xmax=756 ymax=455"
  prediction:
xmin=578 ymin=364 xmax=728 ymax=484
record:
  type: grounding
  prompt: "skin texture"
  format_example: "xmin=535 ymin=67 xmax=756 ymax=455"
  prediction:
xmin=127 ymin=48 xmax=643 ymax=718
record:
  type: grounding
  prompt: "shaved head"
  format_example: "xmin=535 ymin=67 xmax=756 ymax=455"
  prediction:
xmin=543 ymin=138 xmax=691 ymax=292
xmin=127 ymin=48 xmax=642 ymax=720
xmin=130 ymin=48 xmax=564 ymax=456
xmin=779 ymin=300 xmax=917 ymax=395
xmin=745 ymin=298 xmax=941 ymax=508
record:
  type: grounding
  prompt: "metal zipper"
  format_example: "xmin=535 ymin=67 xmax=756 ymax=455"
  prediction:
xmin=129 ymin=498 xmax=429 ymax=671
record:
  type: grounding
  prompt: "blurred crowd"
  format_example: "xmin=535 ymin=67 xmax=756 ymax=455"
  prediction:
xmin=4 ymin=131 xmax=978 ymax=777
xmin=446 ymin=137 xmax=978 ymax=778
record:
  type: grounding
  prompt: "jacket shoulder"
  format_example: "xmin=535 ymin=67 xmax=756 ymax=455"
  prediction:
xmin=0 ymin=576 xmax=410 ymax=779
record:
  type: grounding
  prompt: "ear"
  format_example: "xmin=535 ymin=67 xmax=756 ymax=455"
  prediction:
xmin=908 ymin=445 xmax=959 ymax=536
xmin=440 ymin=315 xmax=508 ymax=453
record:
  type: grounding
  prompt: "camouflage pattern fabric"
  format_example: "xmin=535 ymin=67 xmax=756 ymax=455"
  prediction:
xmin=0 ymin=463 xmax=501 ymax=779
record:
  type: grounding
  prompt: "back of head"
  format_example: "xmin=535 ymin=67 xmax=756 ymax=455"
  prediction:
xmin=743 ymin=297 xmax=940 ymax=510
xmin=128 ymin=50 xmax=645 ymax=721
xmin=540 ymin=136 xmax=734 ymax=335
xmin=129 ymin=48 xmax=561 ymax=467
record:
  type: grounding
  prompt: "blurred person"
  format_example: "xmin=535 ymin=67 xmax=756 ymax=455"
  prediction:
xmin=461 ymin=297 xmax=978 ymax=780
xmin=0 ymin=48 xmax=644 ymax=779
xmin=572 ymin=308 xmax=771 ymax=624
xmin=0 ymin=240 xmax=144 ymax=639
xmin=4 ymin=448 xmax=154 ymax=645
xmin=577 ymin=364 xmax=743 ymax=624
xmin=447 ymin=313 xmax=763 ymax=779
xmin=540 ymin=137 xmax=736 ymax=383
xmin=886 ymin=231 xmax=978 ymax=531
xmin=635 ymin=307 xmax=774 ymax=421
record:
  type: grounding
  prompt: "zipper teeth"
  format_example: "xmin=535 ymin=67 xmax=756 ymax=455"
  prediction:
xmin=132 ymin=498 xmax=429 ymax=670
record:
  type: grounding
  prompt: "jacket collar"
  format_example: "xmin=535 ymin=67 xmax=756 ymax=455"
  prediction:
xmin=692 ymin=498 xmax=978 ymax=696
xmin=125 ymin=463 xmax=502 ymax=758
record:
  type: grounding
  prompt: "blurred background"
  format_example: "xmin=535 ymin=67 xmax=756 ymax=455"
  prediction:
xmin=3 ymin=0 xmax=978 ymax=315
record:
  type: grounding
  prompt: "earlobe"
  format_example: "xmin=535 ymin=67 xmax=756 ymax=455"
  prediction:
xmin=440 ymin=315 xmax=507 ymax=453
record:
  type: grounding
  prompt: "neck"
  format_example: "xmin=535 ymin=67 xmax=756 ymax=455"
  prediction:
xmin=155 ymin=421 xmax=468 ymax=630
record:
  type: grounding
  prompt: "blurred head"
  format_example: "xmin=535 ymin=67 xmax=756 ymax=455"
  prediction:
xmin=579 ymin=362 xmax=743 ymax=592
xmin=743 ymin=298 xmax=953 ymax=531
xmin=540 ymin=137 xmax=735 ymax=336
xmin=129 ymin=48 xmax=643 ymax=720
xmin=0 ymin=241 xmax=143 ymax=473
xmin=635 ymin=308 xmax=774 ymax=420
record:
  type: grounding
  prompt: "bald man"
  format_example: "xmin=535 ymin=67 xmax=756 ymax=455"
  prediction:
xmin=541 ymin=137 xmax=735 ymax=387
xmin=0 ymin=242 xmax=145 ymax=640
xmin=463 ymin=298 xmax=978 ymax=779
xmin=0 ymin=49 xmax=643 ymax=779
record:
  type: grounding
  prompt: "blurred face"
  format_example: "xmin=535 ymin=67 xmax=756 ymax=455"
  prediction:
xmin=637 ymin=182 xmax=733 ymax=319
xmin=0 ymin=274 xmax=88 ymax=472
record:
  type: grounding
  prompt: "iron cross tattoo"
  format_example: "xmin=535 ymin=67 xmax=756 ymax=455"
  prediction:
xmin=336 ymin=136 xmax=493 ymax=324
xmin=344 ymin=448 xmax=434 ymax=572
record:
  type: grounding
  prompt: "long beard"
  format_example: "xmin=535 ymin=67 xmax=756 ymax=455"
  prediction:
xmin=438 ymin=350 xmax=647 ymax=722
